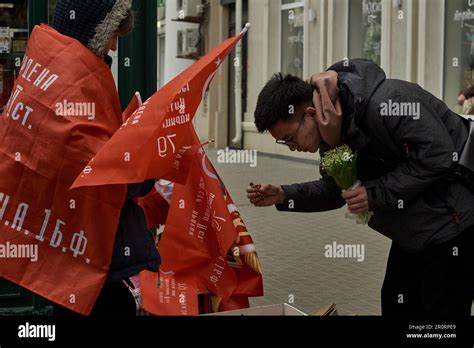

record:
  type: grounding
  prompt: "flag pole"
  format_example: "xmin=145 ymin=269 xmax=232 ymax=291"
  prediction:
xmin=134 ymin=91 xmax=143 ymax=107
xmin=201 ymin=139 xmax=215 ymax=147
xmin=239 ymin=22 xmax=251 ymax=36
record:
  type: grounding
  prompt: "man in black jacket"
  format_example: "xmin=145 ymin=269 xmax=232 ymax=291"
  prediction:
xmin=247 ymin=58 xmax=474 ymax=317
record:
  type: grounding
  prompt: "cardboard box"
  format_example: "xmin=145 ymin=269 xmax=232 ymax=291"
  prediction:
xmin=204 ymin=302 xmax=356 ymax=316
xmin=204 ymin=303 xmax=307 ymax=316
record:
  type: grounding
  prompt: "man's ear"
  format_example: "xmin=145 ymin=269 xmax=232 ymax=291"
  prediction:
xmin=306 ymin=106 xmax=317 ymax=118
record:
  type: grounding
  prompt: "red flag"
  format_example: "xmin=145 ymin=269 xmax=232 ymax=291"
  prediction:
xmin=139 ymin=129 xmax=263 ymax=315
xmin=0 ymin=25 xmax=127 ymax=315
xmin=140 ymin=270 xmax=205 ymax=316
xmin=71 ymin=27 xmax=249 ymax=189
xmin=138 ymin=187 xmax=170 ymax=229
xmin=158 ymin=143 xmax=238 ymax=298
xmin=122 ymin=91 xmax=143 ymax=123
xmin=219 ymin=194 xmax=264 ymax=306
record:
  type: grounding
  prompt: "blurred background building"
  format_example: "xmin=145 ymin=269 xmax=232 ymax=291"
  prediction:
xmin=2 ymin=0 xmax=474 ymax=161
xmin=154 ymin=0 xmax=474 ymax=160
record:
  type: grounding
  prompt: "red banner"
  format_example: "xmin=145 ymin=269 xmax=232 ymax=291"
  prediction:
xmin=71 ymin=29 xmax=248 ymax=189
xmin=158 ymin=145 xmax=239 ymax=298
xmin=140 ymin=130 xmax=263 ymax=315
xmin=0 ymin=25 xmax=126 ymax=315
xmin=140 ymin=270 xmax=205 ymax=316
xmin=122 ymin=92 xmax=142 ymax=123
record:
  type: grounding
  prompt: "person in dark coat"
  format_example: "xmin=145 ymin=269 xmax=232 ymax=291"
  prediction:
xmin=50 ymin=0 xmax=161 ymax=317
xmin=248 ymin=58 xmax=474 ymax=317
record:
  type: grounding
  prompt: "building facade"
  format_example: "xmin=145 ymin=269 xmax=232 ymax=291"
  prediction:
xmin=191 ymin=0 xmax=474 ymax=160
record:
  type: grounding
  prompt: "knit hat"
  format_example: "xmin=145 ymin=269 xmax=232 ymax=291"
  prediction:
xmin=52 ymin=0 xmax=133 ymax=57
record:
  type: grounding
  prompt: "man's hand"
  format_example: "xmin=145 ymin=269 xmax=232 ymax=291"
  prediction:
xmin=246 ymin=184 xmax=285 ymax=207
xmin=341 ymin=186 xmax=369 ymax=214
xmin=305 ymin=70 xmax=339 ymax=104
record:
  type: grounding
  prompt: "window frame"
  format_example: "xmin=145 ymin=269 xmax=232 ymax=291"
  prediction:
xmin=279 ymin=0 xmax=305 ymax=78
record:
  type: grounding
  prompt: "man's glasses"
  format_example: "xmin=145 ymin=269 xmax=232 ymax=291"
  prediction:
xmin=275 ymin=110 xmax=306 ymax=147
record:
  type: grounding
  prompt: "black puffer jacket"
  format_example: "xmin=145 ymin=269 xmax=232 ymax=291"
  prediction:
xmin=276 ymin=59 xmax=474 ymax=253
xmin=106 ymin=180 xmax=161 ymax=283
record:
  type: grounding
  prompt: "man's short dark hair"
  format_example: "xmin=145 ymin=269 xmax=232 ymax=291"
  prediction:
xmin=254 ymin=73 xmax=313 ymax=133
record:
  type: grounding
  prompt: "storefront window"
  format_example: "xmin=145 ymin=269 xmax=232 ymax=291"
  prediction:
xmin=0 ymin=0 xmax=28 ymax=113
xmin=0 ymin=0 xmax=57 ymax=113
xmin=444 ymin=0 xmax=474 ymax=113
xmin=348 ymin=0 xmax=382 ymax=65
xmin=281 ymin=0 xmax=304 ymax=78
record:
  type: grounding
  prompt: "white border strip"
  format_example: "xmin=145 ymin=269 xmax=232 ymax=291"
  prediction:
xmin=381 ymin=0 xmax=392 ymax=76
xmin=405 ymin=0 xmax=413 ymax=81
xmin=281 ymin=2 xmax=305 ymax=11
xmin=319 ymin=0 xmax=326 ymax=72
xmin=439 ymin=0 xmax=445 ymax=100
xmin=417 ymin=0 xmax=427 ymax=87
